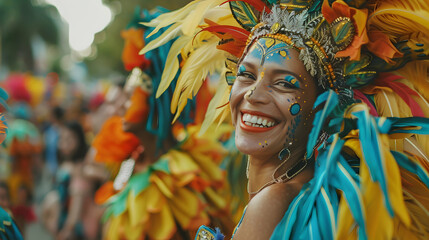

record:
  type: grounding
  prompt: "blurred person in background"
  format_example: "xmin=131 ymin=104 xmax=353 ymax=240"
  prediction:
xmin=6 ymin=102 xmax=41 ymax=234
xmin=0 ymin=181 xmax=11 ymax=212
xmin=43 ymin=106 xmax=65 ymax=177
xmin=41 ymin=121 xmax=99 ymax=240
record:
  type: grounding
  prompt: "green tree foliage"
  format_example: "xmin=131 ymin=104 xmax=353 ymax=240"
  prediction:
xmin=84 ymin=0 xmax=191 ymax=79
xmin=0 ymin=0 xmax=60 ymax=71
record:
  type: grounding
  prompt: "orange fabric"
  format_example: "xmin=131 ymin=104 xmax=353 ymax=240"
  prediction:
xmin=367 ymin=31 xmax=402 ymax=63
xmin=123 ymin=87 xmax=150 ymax=123
xmin=121 ymin=28 xmax=151 ymax=71
xmin=92 ymin=116 xmax=140 ymax=163
xmin=95 ymin=181 xmax=117 ymax=205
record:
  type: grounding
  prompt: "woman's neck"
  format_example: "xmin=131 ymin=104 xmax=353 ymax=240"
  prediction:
xmin=247 ymin=147 xmax=311 ymax=199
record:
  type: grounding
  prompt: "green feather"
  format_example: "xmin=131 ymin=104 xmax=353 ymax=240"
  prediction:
xmin=230 ymin=2 xmax=259 ymax=31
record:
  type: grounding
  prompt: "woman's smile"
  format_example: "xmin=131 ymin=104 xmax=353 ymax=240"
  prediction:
xmin=240 ymin=110 xmax=278 ymax=132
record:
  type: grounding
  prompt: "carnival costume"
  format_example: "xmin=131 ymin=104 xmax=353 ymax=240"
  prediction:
xmin=93 ymin=7 xmax=233 ymax=240
xmin=0 ymin=85 xmax=24 ymax=240
xmin=140 ymin=0 xmax=429 ymax=239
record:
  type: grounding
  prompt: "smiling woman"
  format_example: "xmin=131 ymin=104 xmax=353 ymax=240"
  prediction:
xmin=144 ymin=0 xmax=429 ymax=239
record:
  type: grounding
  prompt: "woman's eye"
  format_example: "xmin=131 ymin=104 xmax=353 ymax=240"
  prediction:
xmin=237 ymin=71 xmax=256 ymax=80
xmin=274 ymin=76 xmax=300 ymax=89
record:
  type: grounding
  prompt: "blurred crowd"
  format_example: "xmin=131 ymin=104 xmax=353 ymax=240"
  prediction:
xmin=0 ymin=72 xmax=127 ymax=239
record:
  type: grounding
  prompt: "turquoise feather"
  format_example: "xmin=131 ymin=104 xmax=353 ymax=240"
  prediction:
xmin=353 ymin=110 xmax=395 ymax=217
xmin=391 ymin=151 xmax=429 ymax=188
xmin=307 ymin=90 xmax=339 ymax=159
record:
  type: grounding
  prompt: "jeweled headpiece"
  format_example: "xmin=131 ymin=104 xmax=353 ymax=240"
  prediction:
xmin=223 ymin=0 xmax=429 ymax=95
xmin=142 ymin=0 xmax=429 ymax=129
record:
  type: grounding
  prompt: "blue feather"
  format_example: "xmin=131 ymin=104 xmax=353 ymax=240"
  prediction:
xmin=391 ymin=151 xmax=429 ymax=188
xmin=353 ymin=110 xmax=394 ymax=217
xmin=307 ymin=90 xmax=339 ymax=159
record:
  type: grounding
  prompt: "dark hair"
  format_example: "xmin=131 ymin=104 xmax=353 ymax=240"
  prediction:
xmin=64 ymin=121 xmax=88 ymax=162
xmin=0 ymin=182 xmax=10 ymax=196
xmin=52 ymin=106 xmax=65 ymax=122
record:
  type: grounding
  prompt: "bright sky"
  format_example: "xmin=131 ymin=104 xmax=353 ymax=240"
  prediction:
xmin=45 ymin=0 xmax=112 ymax=53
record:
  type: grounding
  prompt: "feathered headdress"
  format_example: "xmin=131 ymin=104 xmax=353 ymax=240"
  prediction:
xmin=142 ymin=0 xmax=429 ymax=239
xmin=122 ymin=7 xmax=199 ymax=147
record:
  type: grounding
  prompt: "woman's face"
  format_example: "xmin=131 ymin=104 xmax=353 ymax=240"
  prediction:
xmin=230 ymin=37 xmax=319 ymax=160
xmin=58 ymin=127 xmax=78 ymax=158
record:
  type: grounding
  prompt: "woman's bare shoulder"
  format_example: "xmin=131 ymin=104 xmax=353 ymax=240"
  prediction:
xmin=233 ymin=182 xmax=301 ymax=240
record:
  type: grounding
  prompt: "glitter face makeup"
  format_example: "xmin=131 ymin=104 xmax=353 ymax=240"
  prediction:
xmin=230 ymin=37 xmax=319 ymax=159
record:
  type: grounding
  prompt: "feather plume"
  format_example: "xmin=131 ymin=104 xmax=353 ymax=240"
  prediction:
xmin=170 ymin=38 xmax=225 ymax=122
xmin=228 ymin=1 xmax=261 ymax=31
xmin=375 ymin=74 xmax=425 ymax=117
xmin=368 ymin=0 xmax=429 ymax=40
xmin=395 ymin=60 xmax=429 ymax=103
xmin=222 ymin=0 xmax=270 ymax=12
xmin=199 ymin=75 xmax=231 ymax=135
xmin=181 ymin=0 xmax=225 ymax=36
xmin=143 ymin=1 xmax=200 ymax=35
xmin=156 ymin=35 xmax=192 ymax=98
xmin=139 ymin=22 xmax=181 ymax=56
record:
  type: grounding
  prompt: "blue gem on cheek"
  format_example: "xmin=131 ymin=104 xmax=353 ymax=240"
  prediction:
xmin=290 ymin=103 xmax=301 ymax=116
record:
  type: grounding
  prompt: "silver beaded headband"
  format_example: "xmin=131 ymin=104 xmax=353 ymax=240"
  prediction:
xmin=245 ymin=6 xmax=348 ymax=93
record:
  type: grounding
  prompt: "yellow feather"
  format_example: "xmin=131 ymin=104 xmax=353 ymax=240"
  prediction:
xmin=139 ymin=22 xmax=181 ymax=56
xmin=143 ymin=0 xmax=201 ymax=37
xmin=156 ymin=35 xmax=192 ymax=98
xmin=171 ymin=38 xmax=225 ymax=122
xmin=181 ymin=0 xmax=225 ymax=36
xmin=368 ymin=0 xmax=429 ymax=39
xmin=199 ymin=77 xmax=230 ymax=135
xmin=395 ymin=60 xmax=429 ymax=105
xmin=147 ymin=204 xmax=177 ymax=240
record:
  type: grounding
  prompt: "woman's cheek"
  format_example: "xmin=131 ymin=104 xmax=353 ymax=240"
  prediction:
xmin=229 ymin=84 xmax=244 ymax=126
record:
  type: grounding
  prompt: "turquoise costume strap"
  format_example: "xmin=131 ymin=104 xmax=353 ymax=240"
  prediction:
xmin=195 ymin=225 xmax=225 ymax=240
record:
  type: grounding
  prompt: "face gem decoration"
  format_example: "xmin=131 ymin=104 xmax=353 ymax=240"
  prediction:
xmin=285 ymin=75 xmax=300 ymax=88
xmin=230 ymin=37 xmax=320 ymax=159
xmin=289 ymin=102 xmax=301 ymax=116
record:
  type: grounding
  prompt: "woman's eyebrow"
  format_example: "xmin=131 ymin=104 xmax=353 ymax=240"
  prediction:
xmin=271 ymin=69 xmax=303 ymax=81
xmin=238 ymin=60 xmax=258 ymax=72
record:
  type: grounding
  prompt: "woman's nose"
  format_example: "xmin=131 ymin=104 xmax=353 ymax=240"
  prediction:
xmin=244 ymin=79 xmax=270 ymax=104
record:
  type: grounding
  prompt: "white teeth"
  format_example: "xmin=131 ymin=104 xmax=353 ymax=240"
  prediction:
xmin=242 ymin=113 xmax=276 ymax=128
xmin=244 ymin=114 xmax=250 ymax=121
xmin=250 ymin=116 xmax=258 ymax=123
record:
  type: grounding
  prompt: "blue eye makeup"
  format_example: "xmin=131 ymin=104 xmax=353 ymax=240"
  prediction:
xmin=285 ymin=75 xmax=300 ymax=88
xmin=238 ymin=65 xmax=246 ymax=74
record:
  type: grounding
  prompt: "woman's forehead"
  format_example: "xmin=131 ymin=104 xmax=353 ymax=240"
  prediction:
xmin=243 ymin=37 xmax=297 ymax=68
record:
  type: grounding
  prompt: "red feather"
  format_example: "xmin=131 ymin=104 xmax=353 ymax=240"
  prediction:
xmin=354 ymin=90 xmax=379 ymax=116
xmin=202 ymin=19 xmax=250 ymax=41
xmin=375 ymin=73 xmax=425 ymax=117
xmin=194 ymin=19 xmax=250 ymax=57
xmin=221 ymin=0 xmax=271 ymax=13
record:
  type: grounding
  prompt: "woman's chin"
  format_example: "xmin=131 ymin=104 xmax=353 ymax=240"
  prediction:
xmin=235 ymin=141 xmax=273 ymax=157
